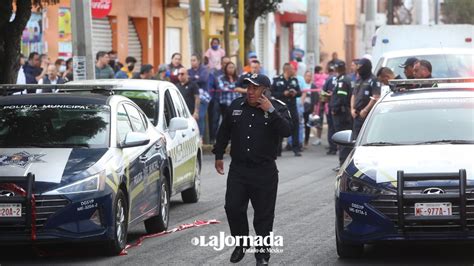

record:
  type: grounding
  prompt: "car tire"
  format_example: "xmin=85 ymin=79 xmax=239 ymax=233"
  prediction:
xmin=144 ymin=180 xmax=169 ymax=233
xmin=181 ymin=157 xmax=201 ymax=203
xmin=336 ymin=230 xmax=364 ymax=258
xmin=106 ymin=189 xmax=128 ymax=256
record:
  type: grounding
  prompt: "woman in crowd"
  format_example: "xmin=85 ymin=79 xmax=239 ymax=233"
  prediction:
xmin=217 ymin=61 xmax=240 ymax=124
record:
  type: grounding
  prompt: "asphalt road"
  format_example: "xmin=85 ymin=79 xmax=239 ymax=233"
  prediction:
xmin=1 ymin=143 xmax=474 ymax=265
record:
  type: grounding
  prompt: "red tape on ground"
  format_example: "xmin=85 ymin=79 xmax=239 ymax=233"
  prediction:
xmin=119 ymin=219 xmax=220 ymax=256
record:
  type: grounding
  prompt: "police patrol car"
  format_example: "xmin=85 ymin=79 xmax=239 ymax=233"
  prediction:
xmin=332 ymin=78 xmax=474 ymax=258
xmin=67 ymin=80 xmax=202 ymax=204
xmin=0 ymin=86 xmax=168 ymax=255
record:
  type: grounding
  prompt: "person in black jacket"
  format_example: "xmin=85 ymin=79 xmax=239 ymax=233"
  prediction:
xmin=330 ymin=61 xmax=353 ymax=167
xmin=212 ymin=74 xmax=291 ymax=265
xmin=271 ymin=63 xmax=302 ymax=156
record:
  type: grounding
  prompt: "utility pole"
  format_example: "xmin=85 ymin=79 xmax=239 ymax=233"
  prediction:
xmin=387 ymin=0 xmax=394 ymax=25
xmin=364 ymin=0 xmax=376 ymax=55
xmin=238 ymin=0 xmax=244 ymax=69
xmin=71 ymin=0 xmax=94 ymax=80
xmin=306 ymin=0 xmax=319 ymax=77
xmin=189 ymin=0 xmax=203 ymax=58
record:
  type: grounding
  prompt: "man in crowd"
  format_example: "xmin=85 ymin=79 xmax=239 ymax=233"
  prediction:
xmin=189 ymin=54 xmax=210 ymax=138
xmin=176 ymin=67 xmax=200 ymax=120
xmin=115 ymin=56 xmax=137 ymax=79
xmin=37 ymin=64 xmax=65 ymax=93
xmin=95 ymin=51 xmax=115 ymax=79
xmin=24 ymin=52 xmax=48 ymax=86
xmin=271 ymin=63 xmax=302 ymax=157
xmin=321 ymin=65 xmax=338 ymax=155
xmin=413 ymin=59 xmax=433 ymax=79
xmin=398 ymin=57 xmax=418 ymax=79
xmin=351 ymin=58 xmax=380 ymax=139
xmin=134 ymin=64 xmax=154 ymax=80
xmin=330 ymin=61 xmax=353 ymax=170
xmin=235 ymin=60 xmax=263 ymax=94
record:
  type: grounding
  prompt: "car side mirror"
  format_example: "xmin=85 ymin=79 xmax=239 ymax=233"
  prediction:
xmin=121 ymin=132 xmax=150 ymax=148
xmin=169 ymin=117 xmax=188 ymax=132
xmin=332 ymin=130 xmax=355 ymax=147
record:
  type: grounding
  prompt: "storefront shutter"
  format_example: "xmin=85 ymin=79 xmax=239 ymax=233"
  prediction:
xmin=92 ymin=18 xmax=113 ymax=58
xmin=128 ymin=20 xmax=142 ymax=71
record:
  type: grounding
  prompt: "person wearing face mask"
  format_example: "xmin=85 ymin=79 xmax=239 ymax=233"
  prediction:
xmin=350 ymin=58 xmax=381 ymax=139
xmin=115 ymin=56 xmax=137 ymax=79
xmin=204 ymin=38 xmax=226 ymax=71
xmin=55 ymin=59 xmax=66 ymax=75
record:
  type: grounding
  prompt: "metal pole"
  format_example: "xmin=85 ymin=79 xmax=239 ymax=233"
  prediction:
xmin=205 ymin=0 xmax=210 ymax=50
xmin=306 ymin=0 xmax=319 ymax=78
xmin=238 ymin=0 xmax=245 ymax=68
xmin=364 ymin=0 xmax=376 ymax=55
xmin=387 ymin=0 xmax=394 ymax=25
xmin=71 ymin=0 xmax=95 ymax=80
xmin=189 ymin=0 xmax=203 ymax=58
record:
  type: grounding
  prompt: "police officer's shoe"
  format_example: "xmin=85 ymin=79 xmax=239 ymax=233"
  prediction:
xmin=256 ymin=258 xmax=270 ymax=265
xmin=230 ymin=247 xmax=246 ymax=263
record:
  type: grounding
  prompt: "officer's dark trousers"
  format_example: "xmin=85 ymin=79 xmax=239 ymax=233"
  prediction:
xmin=333 ymin=113 xmax=353 ymax=165
xmin=352 ymin=116 xmax=365 ymax=140
xmin=289 ymin=108 xmax=300 ymax=152
xmin=225 ymin=162 xmax=279 ymax=260
xmin=326 ymin=109 xmax=337 ymax=152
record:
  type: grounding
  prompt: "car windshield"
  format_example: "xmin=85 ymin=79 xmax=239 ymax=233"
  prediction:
xmin=360 ymin=97 xmax=474 ymax=145
xmin=385 ymin=54 xmax=474 ymax=78
xmin=0 ymin=104 xmax=110 ymax=148
xmin=114 ymin=90 xmax=159 ymax=125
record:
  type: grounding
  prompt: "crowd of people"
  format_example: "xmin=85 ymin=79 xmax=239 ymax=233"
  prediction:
xmin=16 ymin=38 xmax=434 ymax=168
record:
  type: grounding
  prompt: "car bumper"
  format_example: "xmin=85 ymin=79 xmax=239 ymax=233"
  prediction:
xmin=0 ymin=192 xmax=115 ymax=245
xmin=336 ymin=192 xmax=474 ymax=244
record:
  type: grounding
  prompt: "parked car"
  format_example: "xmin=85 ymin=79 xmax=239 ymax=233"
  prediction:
xmin=67 ymin=80 xmax=202 ymax=204
xmin=0 ymin=88 xmax=169 ymax=255
xmin=332 ymin=78 xmax=474 ymax=258
xmin=373 ymin=48 xmax=474 ymax=79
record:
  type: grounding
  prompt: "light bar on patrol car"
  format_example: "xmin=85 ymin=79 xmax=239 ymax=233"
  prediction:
xmin=388 ymin=77 xmax=474 ymax=92
xmin=0 ymin=84 xmax=120 ymax=95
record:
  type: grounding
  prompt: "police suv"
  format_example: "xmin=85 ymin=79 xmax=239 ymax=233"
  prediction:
xmin=332 ymin=78 xmax=474 ymax=258
xmin=0 ymin=86 xmax=169 ymax=255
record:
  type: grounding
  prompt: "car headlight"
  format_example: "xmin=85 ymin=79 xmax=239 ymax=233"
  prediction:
xmin=44 ymin=172 xmax=106 ymax=195
xmin=339 ymin=173 xmax=395 ymax=195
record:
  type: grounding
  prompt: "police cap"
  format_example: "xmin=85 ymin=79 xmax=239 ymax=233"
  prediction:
xmin=399 ymin=57 xmax=418 ymax=68
xmin=243 ymin=73 xmax=271 ymax=88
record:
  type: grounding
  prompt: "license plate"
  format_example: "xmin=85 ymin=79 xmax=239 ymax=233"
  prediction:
xmin=0 ymin=203 xmax=22 ymax=217
xmin=415 ymin=202 xmax=452 ymax=216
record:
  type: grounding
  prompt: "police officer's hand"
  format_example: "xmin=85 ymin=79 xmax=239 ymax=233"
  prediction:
xmin=284 ymin=90 xmax=290 ymax=97
xmin=360 ymin=109 xmax=369 ymax=119
xmin=215 ymin=160 xmax=225 ymax=175
xmin=351 ymin=109 xmax=357 ymax=119
xmin=289 ymin=89 xmax=296 ymax=97
xmin=257 ymin=95 xmax=273 ymax=112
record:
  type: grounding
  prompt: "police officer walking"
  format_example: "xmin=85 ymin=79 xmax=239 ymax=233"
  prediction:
xmin=213 ymin=74 xmax=292 ymax=265
xmin=330 ymin=61 xmax=353 ymax=169
xmin=350 ymin=58 xmax=380 ymax=139
xmin=271 ymin=63 xmax=302 ymax=156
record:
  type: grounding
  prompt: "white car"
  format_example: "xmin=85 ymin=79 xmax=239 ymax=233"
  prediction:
xmin=374 ymin=48 xmax=474 ymax=79
xmin=67 ymin=80 xmax=202 ymax=207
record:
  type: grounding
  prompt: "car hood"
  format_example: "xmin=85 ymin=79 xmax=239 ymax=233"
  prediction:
xmin=349 ymin=145 xmax=474 ymax=184
xmin=0 ymin=148 xmax=108 ymax=193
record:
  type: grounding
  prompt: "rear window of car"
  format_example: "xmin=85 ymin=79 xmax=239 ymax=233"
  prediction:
xmin=384 ymin=54 xmax=474 ymax=78
xmin=360 ymin=97 xmax=474 ymax=145
xmin=114 ymin=90 xmax=159 ymax=125
xmin=0 ymin=104 xmax=110 ymax=148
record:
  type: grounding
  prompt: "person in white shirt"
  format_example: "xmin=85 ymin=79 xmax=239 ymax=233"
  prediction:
xmin=37 ymin=65 xmax=65 ymax=93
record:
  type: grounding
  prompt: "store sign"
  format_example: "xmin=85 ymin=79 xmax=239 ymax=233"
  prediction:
xmin=73 ymin=56 xmax=87 ymax=80
xmin=91 ymin=0 xmax=112 ymax=19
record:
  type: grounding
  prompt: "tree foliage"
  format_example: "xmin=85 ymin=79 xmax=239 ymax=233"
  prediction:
xmin=441 ymin=0 xmax=474 ymax=24
xmin=219 ymin=0 xmax=281 ymax=65
xmin=0 ymin=0 xmax=59 ymax=84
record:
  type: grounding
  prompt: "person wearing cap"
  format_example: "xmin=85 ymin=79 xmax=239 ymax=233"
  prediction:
xmin=413 ymin=59 xmax=433 ymax=79
xmin=271 ymin=63 xmax=303 ymax=156
xmin=155 ymin=64 xmax=169 ymax=81
xmin=330 ymin=61 xmax=353 ymax=169
xmin=115 ymin=56 xmax=137 ymax=79
xmin=319 ymin=65 xmax=338 ymax=155
xmin=350 ymin=58 xmax=381 ymax=139
xmin=213 ymin=73 xmax=291 ymax=265
xmin=399 ymin=57 xmax=418 ymax=79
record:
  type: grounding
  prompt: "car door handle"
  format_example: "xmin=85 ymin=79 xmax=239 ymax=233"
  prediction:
xmin=139 ymin=155 xmax=148 ymax=162
xmin=192 ymin=127 xmax=196 ymax=132
xmin=182 ymin=133 xmax=187 ymax=138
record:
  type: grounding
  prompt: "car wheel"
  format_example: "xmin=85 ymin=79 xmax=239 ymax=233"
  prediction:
xmin=144 ymin=180 xmax=169 ymax=233
xmin=181 ymin=157 xmax=201 ymax=203
xmin=106 ymin=189 xmax=128 ymax=255
xmin=336 ymin=229 xmax=364 ymax=258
